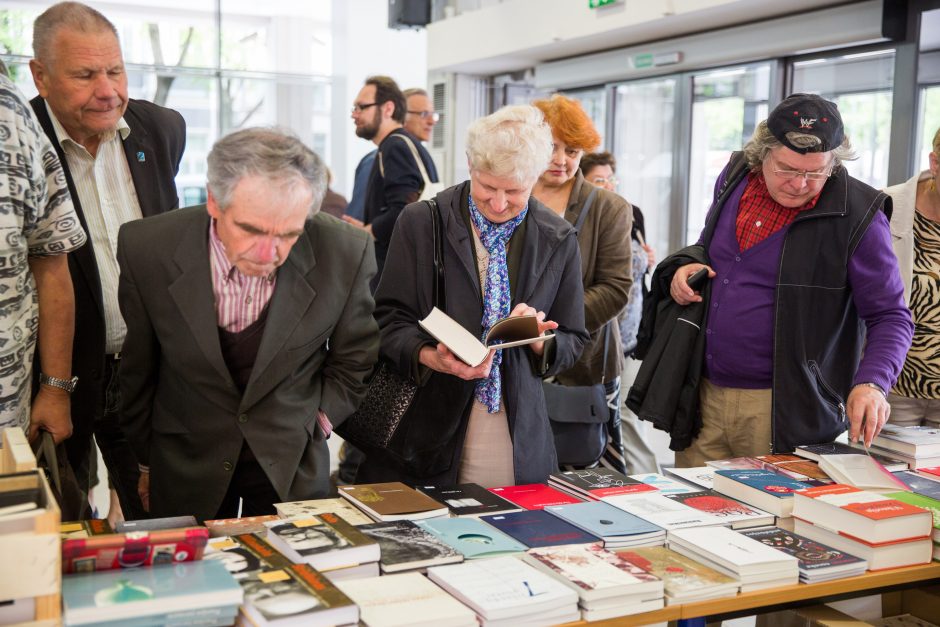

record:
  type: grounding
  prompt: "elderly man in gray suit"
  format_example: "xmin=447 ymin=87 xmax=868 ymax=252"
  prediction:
xmin=117 ymin=128 xmax=379 ymax=521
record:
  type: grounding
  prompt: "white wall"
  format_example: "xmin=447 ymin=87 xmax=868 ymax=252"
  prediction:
xmin=331 ymin=0 xmax=428 ymax=198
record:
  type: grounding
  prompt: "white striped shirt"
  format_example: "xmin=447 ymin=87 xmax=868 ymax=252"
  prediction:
xmin=46 ymin=103 xmax=141 ymax=354
xmin=208 ymin=219 xmax=276 ymax=332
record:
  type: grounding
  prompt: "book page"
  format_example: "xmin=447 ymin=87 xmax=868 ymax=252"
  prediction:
xmin=419 ymin=307 xmax=489 ymax=366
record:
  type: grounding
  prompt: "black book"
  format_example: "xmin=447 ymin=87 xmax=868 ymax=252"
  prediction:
xmin=548 ymin=468 xmax=656 ymax=499
xmin=116 ymin=515 xmax=199 ymax=533
xmin=417 ymin=483 xmax=523 ymax=518
xmin=0 ymin=470 xmax=41 ymax=515
xmin=358 ymin=520 xmax=463 ymax=572
xmin=740 ymin=527 xmax=866 ymax=582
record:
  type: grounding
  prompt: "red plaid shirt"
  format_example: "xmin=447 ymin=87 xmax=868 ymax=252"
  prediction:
xmin=736 ymin=173 xmax=821 ymax=251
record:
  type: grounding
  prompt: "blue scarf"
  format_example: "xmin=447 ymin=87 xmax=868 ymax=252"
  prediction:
xmin=467 ymin=195 xmax=527 ymax=413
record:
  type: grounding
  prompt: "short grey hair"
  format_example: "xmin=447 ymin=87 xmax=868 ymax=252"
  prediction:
xmin=465 ymin=105 xmax=553 ymax=185
xmin=33 ymin=2 xmax=119 ymax=64
xmin=743 ymin=120 xmax=857 ymax=171
xmin=207 ymin=128 xmax=327 ymax=218
xmin=403 ymin=87 xmax=428 ymax=99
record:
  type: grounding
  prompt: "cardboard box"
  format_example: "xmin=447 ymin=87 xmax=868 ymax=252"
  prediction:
xmin=761 ymin=605 xmax=870 ymax=627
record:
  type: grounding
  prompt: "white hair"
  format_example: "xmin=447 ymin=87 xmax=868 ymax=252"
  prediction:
xmin=465 ymin=105 xmax=553 ymax=185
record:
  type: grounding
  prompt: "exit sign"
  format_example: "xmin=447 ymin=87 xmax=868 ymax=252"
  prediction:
xmin=589 ymin=0 xmax=619 ymax=8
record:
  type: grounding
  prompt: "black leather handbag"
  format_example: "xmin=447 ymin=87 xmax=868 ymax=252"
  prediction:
xmin=337 ymin=199 xmax=461 ymax=476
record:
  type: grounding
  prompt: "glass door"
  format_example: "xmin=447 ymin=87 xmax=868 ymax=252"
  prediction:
xmin=686 ymin=63 xmax=771 ymax=244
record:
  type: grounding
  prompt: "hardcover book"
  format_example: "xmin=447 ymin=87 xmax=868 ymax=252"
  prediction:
xmin=61 ymin=527 xmax=210 ymax=574
xmin=522 ymin=544 xmax=663 ymax=604
xmin=615 ymin=546 xmax=738 ymax=604
xmin=273 ymin=498 xmax=373 ymax=526
xmin=334 ymin=572 xmax=477 ymax=627
xmin=62 ymin=559 xmax=243 ymax=626
xmin=480 ymin=509 xmax=601 ymax=548
xmin=796 ymin=441 xmax=909 ymax=471
xmin=416 ymin=517 xmax=527 ymax=559
xmin=416 ymin=483 xmax=523 ymax=518
xmin=358 ymin=520 xmax=463 ymax=572
xmin=240 ymin=563 xmax=359 ymax=627
xmin=630 ymin=473 xmax=699 ymax=495
xmin=337 ymin=482 xmax=448 ymax=521
xmin=664 ymin=490 xmax=775 ymax=529
xmin=203 ymin=515 xmax=279 ymax=538
xmin=265 ymin=513 xmax=379 ymax=571
xmin=603 ymin=493 xmax=725 ymax=530
xmin=712 ymin=469 xmax=812 ymax=517
xmin=488 ymin=483 xmax=582 ymax=510
xmin=543 ymin=500 xmax=665 ymax=547
xmin=549 ymin=469 xmax=656 ymax=500
xmin=419 ymin=307 xmax=553 ymax=367
xmin=792 ymin=484 xmax=933 ymax=544
xmin=739 ymin=526 xmax=867 ymax=582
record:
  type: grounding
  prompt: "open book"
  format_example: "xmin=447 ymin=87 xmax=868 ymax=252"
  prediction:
xmin=419 ymin=307 xmax=555 ymax=367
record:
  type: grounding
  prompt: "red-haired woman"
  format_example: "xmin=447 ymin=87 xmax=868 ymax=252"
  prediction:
xmin=532 ymin=95 xmax=633 ymax=473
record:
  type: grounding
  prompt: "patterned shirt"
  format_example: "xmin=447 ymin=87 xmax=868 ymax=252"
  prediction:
xmin=46 ymin=102 xmax=142 ymax=354
xmin=208 ymin=220 xmax=276 ymax=332
xmin=736 ymin=173 xmax=820 ymax=251
xmin=0 ymin=76 xmax=86 ymax=430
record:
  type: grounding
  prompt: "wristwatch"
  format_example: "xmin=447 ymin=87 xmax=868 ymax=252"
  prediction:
xmin=39 ymin=373 xmax=79 ymax=394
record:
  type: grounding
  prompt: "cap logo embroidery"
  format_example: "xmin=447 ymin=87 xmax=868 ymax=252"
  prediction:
xmin=799 ymin=117 xmax=817 ymax=129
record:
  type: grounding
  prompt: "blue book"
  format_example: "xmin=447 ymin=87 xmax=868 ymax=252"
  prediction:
xmin=712 ymin=469 xmax=811 ymax=517
xmin=63 ymin=560 xmax=242 ymax=626
xmin=543 ymin=500 xmax=665 ymax=546
xmin=480 ymin=509 xmax=601 ymax=548
xmin=894 ymin=471 xmax=940 ymax=499
xmin=417 ymin=517 xmax=528 ymax=559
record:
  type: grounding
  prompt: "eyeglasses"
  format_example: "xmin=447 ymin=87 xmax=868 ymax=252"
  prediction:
xmin=351 ymin=102 xmax=379 ymax=114
xmin=407 ymin=110 xmax=440 ymax=122
xmin=590 ymin=176 xmax=618 ymax=187
xmin=770 ymin=157 xmax=833 ymax=181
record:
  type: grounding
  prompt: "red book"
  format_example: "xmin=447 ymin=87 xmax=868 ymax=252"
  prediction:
xmin=915 ymin=466 xmax=940 ymax=482
xmin=61 ymin=526 xmax=210 ymax=573
xmin=488 ymin=483 xmax=582 ymax=510
xmin=792 ymin=484 xmax=932 ymax=545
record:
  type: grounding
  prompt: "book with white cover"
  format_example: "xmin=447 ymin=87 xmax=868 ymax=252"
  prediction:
xmin=668 ymin=526 xmax=799 ymax=583
xmin=419 ymin=307 xmax=553 ymax=367
xmin=817 ymin=455 xmax=909 ymax=493
xmin=664 ymin=466 xmax=715 ymax=489
xmin=603 ymin=493 xmax=725 ymax=530
xmin=873 ymin=425 xmax=940 ymax=458
xmin=630 ymin=473 xmax=699 ymax=495
xmin=794 ymin=518 xmax=933 ymax=571
xmin=522 ymin=544 xmax=664 ymax=604
xmin=274 ymin=498 xmax=373 ymax=525
xmin=427 ymin=556 xmax=579 ymax=622
xmin=334 ymin=572 xmax=477 ymax=627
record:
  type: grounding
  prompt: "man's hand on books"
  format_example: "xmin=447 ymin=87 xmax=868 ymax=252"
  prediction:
xmin=507 ymin=303 xmax=558 ymax=356
xmin=847 ymin=384 xmax=890 ymax=448
xmin=420 ymin=343 xmax=495 ymax=380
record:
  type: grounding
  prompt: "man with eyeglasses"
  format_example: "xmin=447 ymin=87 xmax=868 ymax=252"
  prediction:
xmin=403 ymin=88 xmax=440 ymax=177
xmin=343 ymin=76 xmax=438 ymax=287
xmin=647 ymin=93 xmax=912 ymax=466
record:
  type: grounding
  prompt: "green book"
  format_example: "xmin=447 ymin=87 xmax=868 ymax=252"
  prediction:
xmin=886 ymin=491 xmax=940 ymax=542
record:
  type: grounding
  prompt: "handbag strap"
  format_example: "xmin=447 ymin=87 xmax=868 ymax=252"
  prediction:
xmin=573 ymin=187 xmax=598 ymax=232
xmin=393 ymin=133 xmax=434 ymax=194
xmin=428 ymin=199 xmax=446 ymax=309
xmin=573 ymin=186 xmax=611 ymax=383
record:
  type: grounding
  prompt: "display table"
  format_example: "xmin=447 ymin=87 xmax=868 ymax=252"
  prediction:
xmin=564 ymin=562 xmax=940 ymax=626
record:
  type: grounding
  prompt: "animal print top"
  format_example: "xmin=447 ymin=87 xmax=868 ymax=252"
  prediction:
xmin=894 ymin=209 xmax=940 ymax=399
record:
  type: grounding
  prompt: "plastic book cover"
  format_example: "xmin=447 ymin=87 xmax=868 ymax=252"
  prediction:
xmin=61 ymin=527 xmax=210 ymax=574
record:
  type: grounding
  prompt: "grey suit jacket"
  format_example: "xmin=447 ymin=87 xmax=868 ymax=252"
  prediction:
xmin=117 ymin=206 xmax=379 ymax=520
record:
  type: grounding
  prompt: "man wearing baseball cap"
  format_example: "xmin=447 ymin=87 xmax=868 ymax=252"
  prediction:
xmin=666 ymin=93 xmax=913 ymax=466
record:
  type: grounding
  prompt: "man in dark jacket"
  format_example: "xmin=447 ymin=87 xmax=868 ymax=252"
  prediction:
xmin=667 ymin=94 xmax=912 ymax=466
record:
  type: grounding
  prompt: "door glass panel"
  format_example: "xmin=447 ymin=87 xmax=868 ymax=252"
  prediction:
xmin=791 ymin=49 xmax=895 ymax=188
xmin=562 ymin=87 xmax=607 ymax=149
xmin=612 ymin=78 xmax=676 ymax=260
xmin=687 ymin=64 xmax=770 ymax=244
xmin=917 ymin=86 xmax=940 ymax=171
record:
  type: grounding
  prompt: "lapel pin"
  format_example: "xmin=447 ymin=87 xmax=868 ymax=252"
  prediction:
xmin=137 ymin=151 xmax=146 ymax=162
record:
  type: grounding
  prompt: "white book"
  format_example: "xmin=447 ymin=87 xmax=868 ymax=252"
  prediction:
xmin=603 ymin=493 xmax=725 ymax=530
xmin=334 ymin=573 xmax=477 ymax=627
xmin=817 ymin=455 xmax=909 ymax=493
xmin=873 ymin=425 xmax=940 ymax=458
xmin=667 ymin=527 xmax=799 ymax=580
xmin=664 ymin=466 xmax=715 ymax=489
xmin=629 ymin=473 xmax=700 ymax=495
xmin=275 ymin=498 xmax=374 ymax=525
xmin=427 ymin=556 xmax=578 ymax=621
xmin=419 ymin=307 xmax=553 ymax=367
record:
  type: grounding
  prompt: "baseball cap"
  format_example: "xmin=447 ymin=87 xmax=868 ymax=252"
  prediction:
xmin=767 ymin=93 xmax=844 ymax=154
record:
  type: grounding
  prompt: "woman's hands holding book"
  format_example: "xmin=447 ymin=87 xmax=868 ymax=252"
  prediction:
xmin=420 ymin=343 xmax=496 ymax=380
xmin=507 ymin=303 xmax=558 ymax=357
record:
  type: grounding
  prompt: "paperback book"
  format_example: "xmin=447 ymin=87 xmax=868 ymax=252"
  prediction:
xmin=882 ymin=491 xmax=940 ymax=543
xmin=712 ymin=469 xmax=812 ymax=517
xmin=664 ymin=490 xmax=775 ymax=529
xmin=751 ymin=454 xmax=833 ymax=484
xmin=793 ymin=518 xmax=933 ymax=571
xmin=204 ymin=515 xmax=279 ymax=538
xmin=204 ymin=533 xmax=293 ymax=579
xmin=337 ymin=482 xmax=448 ymax=521
xmin=239 ymin=563 xmax=359 ymax=627
xmin=663 ymin=466 xmax=715 ymax=489
xmin=796 ymin=442 xmax=908 ymax=471
xmin=603 ymin=493 xmax=725 ymax=531
xmin=488 ymin=483 xmax=582 ymax=510
xmin=873 ymin=425 xmax=940 ymax=458
xmin=416 ymin=517 xmax=527 ymax=559
xmin=265 ymin=513 xmax=379 ymax=571
xmin=739 ymin=526 xmax=867 ymax=582
xmin=334 ymin=572 xmax=476 ymax=627
xmin=61 ymin=527 xmax=210 ymax=573
xmin=419 ymin=307 xmax=553 ymax=367
xmin=358 ymin=520 xmax=463 ymax=572
xmin=894 ymin=471 xmax=940 ymax=500
xmin=817 ymin=454 xmax=909 ymax=492
xmin=416 ymin=483 xmax=523 ymax=518
xmin=543 ymin=500 xmax=666 ymax=548
xmin=480 ymin=509 xmax=601 ymax=548
xmin=60 ymin=519 xmax=113 ymax=539
xmin=116 ymin=515 xmax=198 ymax=533
xmin=629 ymin=473 xmax=699 ymax=495
xmin=614 ymin=546 xmax=738 ymax=604
xmin=273 ymin=498 xmax=372 ymax=526
xmin=548 ymin=469 xmax=657 ymax=500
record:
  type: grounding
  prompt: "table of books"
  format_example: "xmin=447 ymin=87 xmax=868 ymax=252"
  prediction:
xmin=565 ymin=562 xmax=940 ymax=626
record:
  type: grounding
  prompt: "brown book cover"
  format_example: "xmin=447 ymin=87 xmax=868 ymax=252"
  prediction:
xmin=615 ymin=546 xmax=737 ymax=602
xmin=338 ymin=482 xmax=448 ymax=521
xmin=204 ymin=514 xmax=279 ymax=538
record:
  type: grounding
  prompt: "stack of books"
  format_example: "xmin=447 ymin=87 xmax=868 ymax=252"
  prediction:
xmin=264 ymin=513 xmax=380 ymax=580
xmin=664 ymin=466 xmax=715 ymax=489
xmin=750 ymin=454 xmax=833 ymax=485
xmin=204 ymin=515 xmax=279 ymax=537
xmin=416 ymin=483 xmax=523 ymax=518
xmin=334 ymin=572 xmax=476 ymax=627
xmin=603 ymin=492 xmax=725 ymax=531
xmin=480 ymin=509 xmax=600 ymax=549
xmin=792 ymin=484 xmax=934 ymax=570
xmin=883 ymin=490 xmax=940 ymax=560
xmin=667 ymin=527 xmax=800 ymax=591
xmin=629 ymin=473 xmax=700 ymax=495
xmin=416 ymin=517 xmax=528 ymax=559
xmin=548 ymin=469 xmax=656 ymax=501
xmin=543 ymin=501 xmax=666 ymax=548
xmin=615 ymin=546 xmax=739 ymax=604
xmin=357 ymin=520 xmax=463 ymax=573
xmin=428 ymin=556 xmax=580 ymax=626
xmin=795 ymin=442 xmax=908 ymax=472
xmin=274 ymin=498 xmax=373 ymax=525
xmin=712 ymin=469 xmax=812 ymax=516
xmin=337 ymin=483 xmax=448 ymax=522
xmin=865 ymin=425 xmax=940 ymax=469
xmin=488 ymin=483 xmax=582 ymax=510
xmin=663 ymin=490 xmax=775 ymax=529
xmin=62 ymin=560 xmax=242 ymax=627
xmin=739 ymin=527 xmax=867 ymax=582
xmin=522 ymin=544 xmax=665 ymax=621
